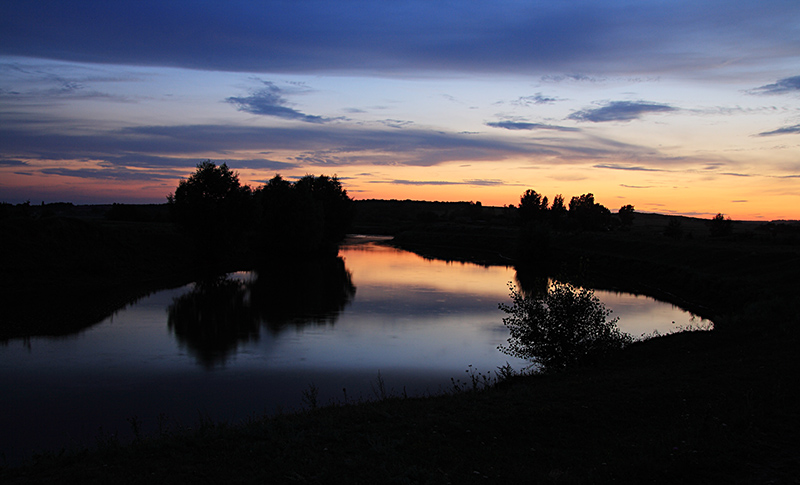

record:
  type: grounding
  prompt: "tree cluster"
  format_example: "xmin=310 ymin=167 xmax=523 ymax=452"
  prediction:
xmin=517 ymin=189 xmax=632 ymax=232
xmin=168 ymin=161 xmax=353 ymax=258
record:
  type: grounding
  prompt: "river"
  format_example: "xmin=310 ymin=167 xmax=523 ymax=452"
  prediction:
xmin=0 ymin=238 xmax=709 ymax=464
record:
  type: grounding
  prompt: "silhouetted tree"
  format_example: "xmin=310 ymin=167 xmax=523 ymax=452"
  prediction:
xmin=618 ymin=204 xmax=635 ymax=228
xmin=518 ymin=189 xmax=549 ymax=224
xmin=709 ymin=213 xmax=733 ymax=237
xmin=294 ymin=175 xmax=354 ymax=250
xmin=549 ymin=194 xmax=568 ymax=229
xmin=168 ymin=161 xmax=253 ymax=241
xmin=568 ymin=193 xmax=611 ymax=231
xmin=256 ymin=174 xmax=315 ymax=255
xmin=516 ymin=190 xmax=552 ymax=262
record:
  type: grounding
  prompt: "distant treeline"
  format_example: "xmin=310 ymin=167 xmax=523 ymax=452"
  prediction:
xmin=4 ymin=164 xmax=800 ymax=250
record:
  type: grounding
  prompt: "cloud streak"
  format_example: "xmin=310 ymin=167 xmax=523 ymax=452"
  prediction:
xmin=594 ymin=164 xmax=665 ymax=172
xmin=569 ymin=101 xmax=677 ymax=122
xmin=757 ymin=124 xmax=800 ymax=137
xmin=486 ymin=121 xmax=579 ymax=132
xmin=750 ymin=75 xmax=800 ymax=95
xmin=372 ymin=179 xmax=513 ymax=187
xmin=511 ymin=94 xmax=559 ymax=106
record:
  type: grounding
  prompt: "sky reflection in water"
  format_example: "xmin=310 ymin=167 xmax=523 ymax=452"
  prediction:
xmin=0 ymin=242 xmax=708 ymax=462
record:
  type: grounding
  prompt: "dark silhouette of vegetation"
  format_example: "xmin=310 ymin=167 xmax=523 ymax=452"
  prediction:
xmin=512 ymin=189 xmax=613 ymax=233
xmin=568 ymin=193 xmax=612 ymax=231
xmin=549 ymin=194 xmax=568 ymax=228
xmin=709 ymin=212 xmax=733 ymax=237
xmin=167 ymin=161 xmax=254 ymax=242
xmin=254 ymin=174 xmax=353 ymax=258
xmin=516 ymin=190 xmax=553 ymax=262
xmin=499 ymin=282 xmax=632 ymax=372
xmin=518 ymin=189 xmax=549 ymax=223
xmin=166 ymin=161 xmax=353 ymax=259
xmin=511 ymin=189 xmax=617 ymax=263
xmin=618 ymin=204 xmax=635 ymax=228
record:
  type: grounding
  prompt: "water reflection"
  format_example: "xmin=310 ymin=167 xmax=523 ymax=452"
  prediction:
xmin=251 ymin=257 xmax=356 ymax=330
xmin=168 ymin=257 xmax=355 ymax=367
xmin=0 ymin=242 xmax=710 ymax=464
xmin=513 ymin=268 xmax=550 ymax=298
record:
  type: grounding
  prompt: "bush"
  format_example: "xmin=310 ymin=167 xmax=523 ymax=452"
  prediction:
xmin=709 ymin=213 xmax=733 ymax=238
xmin=498 ymin=282 xmax=632 ymax=372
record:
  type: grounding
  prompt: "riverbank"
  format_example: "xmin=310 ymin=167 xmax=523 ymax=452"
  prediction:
xmin=2 ymin=205 xmax=799 ymax=482
xmin=0 ymin=215 xmax=257 ymax=340
xmin=389 ymin=215 xmax=800 ymax=336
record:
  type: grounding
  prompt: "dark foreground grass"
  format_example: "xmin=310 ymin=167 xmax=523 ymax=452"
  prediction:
xmin=3 ymin=329 xmax=798 ymax=484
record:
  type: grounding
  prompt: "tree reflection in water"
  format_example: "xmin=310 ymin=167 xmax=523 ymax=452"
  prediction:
xmin=513 ymin=266 xmax=551 ymax=299
xmin=168 ymin=257 xmax=356 ymax=367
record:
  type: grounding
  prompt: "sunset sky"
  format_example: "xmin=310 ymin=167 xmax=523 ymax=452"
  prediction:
xmin=1 ymin=1 xmax=798 ymax=220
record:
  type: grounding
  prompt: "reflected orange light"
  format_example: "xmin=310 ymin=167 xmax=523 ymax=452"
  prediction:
xmin=340 ymin=243 xmax=514 ymax=299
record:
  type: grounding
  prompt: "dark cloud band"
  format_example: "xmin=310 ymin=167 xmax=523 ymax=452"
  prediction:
xmin=1 ymin=1 xmax=797 ymax=75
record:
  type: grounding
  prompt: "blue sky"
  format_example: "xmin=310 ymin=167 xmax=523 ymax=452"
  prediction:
xmin=1 ymin=0 xmax=798 ymax=219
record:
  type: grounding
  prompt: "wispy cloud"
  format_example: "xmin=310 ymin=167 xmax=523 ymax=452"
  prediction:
xmin=486 ymin=121 xmax=578 ymax=132
xmin=757 ymin=124 xmax=800 ymax=137
xmin=569 ymin=101 xmax=677 ymax=122
xmin=511 ymin=93 xmax=559 ymax=106
xmin=372 ymin=179 xmax=513 ymax=187
xmin=0 ymin=158 xmax=28 ymax=166
xmin=749 ymin=76 xmax=800 ymax=95
xmin=40 ymin=167 xmax=177 ymax=181
xmin=0 ymin=61 xmax=137 ymax=103
xmin=541 ymin=74 xmax=606 ymax=83
xmin=225 ymin=81 xmax=331 ymax=123
xmin=376 ymin=119 xmax=414 ymax=129
xmin=594 ymin=163 xmax=665 ymax=172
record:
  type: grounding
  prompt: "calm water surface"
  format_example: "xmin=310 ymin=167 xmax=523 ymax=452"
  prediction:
xmin=0 ymin=240 xmax=708 ymax=463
